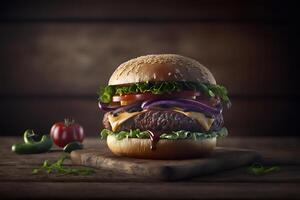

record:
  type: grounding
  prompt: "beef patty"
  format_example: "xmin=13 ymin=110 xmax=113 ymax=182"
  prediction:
xmin=103 ymin=109 xmax=223 ymax=133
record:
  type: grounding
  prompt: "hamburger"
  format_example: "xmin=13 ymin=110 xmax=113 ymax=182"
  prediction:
xmin=98 ymin=54 xmax=230 ymax=159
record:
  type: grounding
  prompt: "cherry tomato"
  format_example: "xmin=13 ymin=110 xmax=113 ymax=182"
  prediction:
xmin=113 ymin=91 xmax=201 ymax=105
xmin=50 ymin=119 xmax=84 ymax=148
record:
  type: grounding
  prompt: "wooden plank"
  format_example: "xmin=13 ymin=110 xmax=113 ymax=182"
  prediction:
xmin=0 ymin=98 xmax=295 ymax=136
xmin=0 ymin=164 xmax=150 ymax=183
xmin=0 ymin=0 xmax=291 ymax=22
xmin=0 ymin=23 xmax=294 ymax=96
xmin=0 ymin=164 xmax=299 ymax=183
xmin=70 ymin=147 xmax=260 ymax=181
xmin=0 ymin=182 xmax=299 ymax=199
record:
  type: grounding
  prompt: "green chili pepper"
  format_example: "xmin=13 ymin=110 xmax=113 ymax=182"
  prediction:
xmin=12 ymin=130 xmax=53 ymax=154
xmin=23 ymin=129 xmax=40 ymax=144
xmin=63 ymin=142 xmax=83 ymax=153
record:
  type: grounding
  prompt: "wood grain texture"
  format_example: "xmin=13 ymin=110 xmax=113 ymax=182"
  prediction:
xmin=0 ymin=23 xmax=294 ymax=96
xmin=0 ymin=21 xmax=297 ymax=137
xmin=0 ymin=0 xmax=298 ymax=197
xmin=0 ymin=137 xmax=299 ymax=199
xmin=1 ymin=182 xmax=300 ymax=199
xmin=0 ymin=0 xmax=292 ymax=21
xmin=1 ymin=137 xmax=299 ymax=183
xmin=70 ymin=147 xmax=260 ymax=180
xmin=1 ymin=165 xmax=299 ymax=183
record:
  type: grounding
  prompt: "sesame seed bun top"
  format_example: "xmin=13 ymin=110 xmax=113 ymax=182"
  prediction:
xmin=108 ymin=54 xmax=216 ymax=85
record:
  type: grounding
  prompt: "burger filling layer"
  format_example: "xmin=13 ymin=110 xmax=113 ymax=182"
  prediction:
xmin=106 ymin=109 xmax=215 ymax=132
xmin=98 ymin=81 xmax=230 ymax=150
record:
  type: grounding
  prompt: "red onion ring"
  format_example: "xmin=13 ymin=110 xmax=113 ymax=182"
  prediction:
xmin=111 ymin=101 xmax=143 ymax=115
xmin=141 ymin=98 xmax=222 ymax=116
xmin=98 ymin=102 xmax=121 ymax=111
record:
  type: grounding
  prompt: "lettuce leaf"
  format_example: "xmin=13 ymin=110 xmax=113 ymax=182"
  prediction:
xmin=98 ymin=81 xmax=230 ymax=105
xmin=98 ymin=85 xmax=115 ymax=103
xmin=100 ymin=127 xmax=228 ymax=141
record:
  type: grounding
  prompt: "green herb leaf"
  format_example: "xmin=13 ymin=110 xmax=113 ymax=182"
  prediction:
xmin=98 ymin=85 xmax=115 ymax=103
xmin=247 ymin=163 xmax=280 ymax=175
xmin=43 ymin=160 xmax=49 ymax=168
xmin=100 ymin=129 xmax=110 ymax=139
xmin=206 ymin=84 xmax=231 ymax=107
xmin=99 ymin=127 xmax=228 ymax=141
xmin=33 ymin=156 xmax=95 ymax=176
xmin=32 ymin=168 xmax=39 ymax=174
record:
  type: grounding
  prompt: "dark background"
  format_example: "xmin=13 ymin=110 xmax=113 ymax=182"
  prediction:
xmin=0 ymin=0 xmax=298 ymax=137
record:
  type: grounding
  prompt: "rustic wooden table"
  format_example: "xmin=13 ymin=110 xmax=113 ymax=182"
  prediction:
xmin=0 ymin=137 xmax=299 ymax=199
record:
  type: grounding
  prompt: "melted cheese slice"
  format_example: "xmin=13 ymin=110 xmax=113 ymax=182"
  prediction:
xmin=107 ymin=110 xmax=214 ymax=132
xmin=174 ymin=110 xmax=215 ymax=131
xmin=108 ymin=111 xmax=146 ymax=131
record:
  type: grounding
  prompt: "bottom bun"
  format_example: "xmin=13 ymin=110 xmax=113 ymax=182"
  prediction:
xmin=107 ymin=135 xmax=216 ymax=159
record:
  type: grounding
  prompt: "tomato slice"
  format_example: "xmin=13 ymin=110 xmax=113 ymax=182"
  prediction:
xmin=112 ymin=91 xmax=201 ymax=106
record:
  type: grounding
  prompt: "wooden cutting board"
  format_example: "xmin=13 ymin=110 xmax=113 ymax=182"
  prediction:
xmin=71 ymin=147 xmax=261 ymax=181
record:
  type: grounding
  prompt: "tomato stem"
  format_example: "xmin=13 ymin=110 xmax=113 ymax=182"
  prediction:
xmin=64 ymin=118 xmax=75 ymax=126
